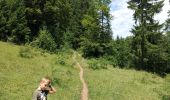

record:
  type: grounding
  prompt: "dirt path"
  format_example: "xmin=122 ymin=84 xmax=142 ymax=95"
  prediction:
xmin=73 ymin=52 xmax=88 ymax=100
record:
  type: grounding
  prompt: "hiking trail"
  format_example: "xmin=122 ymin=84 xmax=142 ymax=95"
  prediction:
xmin=73 ymin=52 xmax=88 ymax=100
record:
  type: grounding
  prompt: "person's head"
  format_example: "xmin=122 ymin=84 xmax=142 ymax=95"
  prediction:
xmin=39 ymin=76 xmax=51 ymax=90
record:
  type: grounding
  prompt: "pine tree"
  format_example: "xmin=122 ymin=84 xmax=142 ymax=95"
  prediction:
xmin=98 ymin=0 xmax=112 ymax=43
xmin=68 ymin=0 xmax=92 ymax=49
xmin=0 ymin=0 xmax=30 ymax=43
xmin=81 ymin=0 xmax=113 ymax=57
xmin=128 ymin=0 xmax=166 ymax=73
xmin=165 ymin=10 xmax=170 ymax=33
xmin=24 ymin=0 xmax=45 ymax=41
xmin=9 ymin=0 xmax=30 ymax=43
xmin=43 ymin=0 xmax=72 ymax=48
xmin=162 ymin=3 xmax=170 ymax=74
xmin=0 ymin=0 xmax=10 ymax=41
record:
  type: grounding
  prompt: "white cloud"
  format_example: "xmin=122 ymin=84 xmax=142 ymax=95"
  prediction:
xmin=110 ymin=0 xmax=169 ymax=38
xmin=110 ymin=0 xmax=134 ymax=38
xmin=154 ymin=0 xmax=169 ymax=23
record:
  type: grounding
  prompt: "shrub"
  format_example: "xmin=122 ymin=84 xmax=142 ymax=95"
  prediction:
xmin=31 ymin=29 xmax=57 ymax=52
xmin=19 ymin=46 xmax=34 ymax=58
xmin=88 ymin=59 xmax=108 ymax=70
xmin=57 ymin=58 xmax=66 ymax=65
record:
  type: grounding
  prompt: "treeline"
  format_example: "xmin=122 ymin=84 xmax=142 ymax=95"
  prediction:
xmin=0 ymin=0 xmax=112 ymax=53
xmin=0 ymin=0 xmax=170 ymax=75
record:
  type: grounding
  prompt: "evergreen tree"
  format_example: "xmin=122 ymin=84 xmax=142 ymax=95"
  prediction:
xmin=81 ymin=0 xmax=113 ymax=58
xmin=0 ymin=0 xmax=113 ymax=56
xmin=128 ymin=0 xmax=167 ymax=74
xmin=165 ymin=9 xmax=170 ymax=33
xmin=114 ymin=36 xmax=132 ymax=68
xmin=0 ymin=0 xmax=9 ymax=41
xmin=43 ymin=0 xmax=72 ymax=48
xmin=9 ymin=0 xmax=30 ymax=43
xmin=68 ymin=0 xmax=92 ymax=49
xmin=98 ymin=0 xmax=112 ymax=43
xmin=24 ymin=0 xmax=45 ymax=41
xmin=0 ymin=0 xmax=30 ymax=43
xmin=162 ymin=4 xmax=170 ymax=74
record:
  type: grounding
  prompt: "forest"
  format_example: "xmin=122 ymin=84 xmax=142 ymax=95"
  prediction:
xmin=1 ymin=0 xmax=170 ymax=99
xmin=0 ymin=0 xmax=170 ymax=76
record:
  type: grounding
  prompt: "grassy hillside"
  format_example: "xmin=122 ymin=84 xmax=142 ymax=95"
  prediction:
xmin=77 ymin=55 xmax=170 ymax=100
xmin=0 ymin=42 xmax=81 ymax=100
xmin=84 ymin=68 xmax=170 ymax=100
xmin=0 ymin=41 xmax=170 ymax=100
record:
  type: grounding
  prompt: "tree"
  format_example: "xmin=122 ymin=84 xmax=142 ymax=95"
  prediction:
xmin=165 ymin=9 xmax=170 ymax=33
xmin=67 ymin=0 xmax=92 ymax=49
xmin=0 ymin=0 xmax=11 ymax=41
xmin=0 ymin=0 xmax=113 ymax=55
xmin=43 ymin=0 xmax=72 ymax=48
xmin=128 ymin=0 xmax=167 ymax=74
xmin=0 ymin=0 xmax=30 ymax=43
xmin=9 ymin=0 xmax=30 ymax=43
xmin=81 ymin=0 xmax=113 ymax=58
xmin=111 ymin=36 xmax=132 ymax=68
xmin=98 ymin=0 xmax=112 ymax=43
xmin=24 ymin=0 xmax=45 ymax=41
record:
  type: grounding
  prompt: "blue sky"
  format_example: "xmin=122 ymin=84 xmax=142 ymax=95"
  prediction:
xmin=110 ymin=0 xmax=169 ymax=38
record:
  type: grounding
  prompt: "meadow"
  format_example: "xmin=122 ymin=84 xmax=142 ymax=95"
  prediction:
xmin=0 ymin=41 xmax=170 ymax=100
xmin=0 ymin=42 xmax=81 ymax=100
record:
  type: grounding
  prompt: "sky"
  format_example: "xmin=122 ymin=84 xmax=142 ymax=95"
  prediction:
xmin=110 ymin=0 xmax=170 ymax=38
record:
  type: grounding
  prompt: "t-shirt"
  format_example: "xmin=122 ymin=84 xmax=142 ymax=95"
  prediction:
xmin=32 ymin=89 xmax=49 ymax=100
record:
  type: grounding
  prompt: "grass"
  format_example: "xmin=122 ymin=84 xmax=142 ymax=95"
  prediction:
xmin=0 ymin=42 xmax=81 ymax=100
xmin=77 ymin=54 xmax=170 ymax=100
xmin=0 ymin=41 xmax=170 ymax=100
xmin=84 ymin=68 xmax=167 ymax=100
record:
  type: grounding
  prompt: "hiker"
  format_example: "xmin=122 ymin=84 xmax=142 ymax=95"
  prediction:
xmin=32 ymin=76 xmax=56 ymax=100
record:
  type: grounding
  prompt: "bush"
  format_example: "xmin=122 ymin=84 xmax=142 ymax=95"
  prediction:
xmin=81 ymin=40 xmax=114 ymax=58
xmin=56 ymin=58 xmax=66 ymax=65
xmin=19 ymin=46 xmax=34 ymax=58
xmin=88 ymin=59 xmax=108 ymax=70
xmin=31 ymin=29 xmax=57 ymax=52
xmin=103 ymin=55 xmax=118 ymax=67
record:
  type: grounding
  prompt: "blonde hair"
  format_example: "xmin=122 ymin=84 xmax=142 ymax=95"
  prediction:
xmin=40 ymin=76 xmax=51 ymax=84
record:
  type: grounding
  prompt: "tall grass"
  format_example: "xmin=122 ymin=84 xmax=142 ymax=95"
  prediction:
xmin=0 ymin=42 xmax=81 ymax=100
xmin=1 ymin=42 xmax=170 ymax=100
xmin=76 ymin=54 xmax=170 ymax=100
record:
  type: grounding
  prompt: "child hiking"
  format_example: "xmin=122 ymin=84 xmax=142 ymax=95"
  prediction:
xmin=32 ymin=76 xmax=56 ymax=100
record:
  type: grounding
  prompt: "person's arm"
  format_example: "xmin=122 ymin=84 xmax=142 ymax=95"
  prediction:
xmin=45 ymin=85 xmax=57 ymax=94
xmin=49 ymin=85 xmax=57 ymax=94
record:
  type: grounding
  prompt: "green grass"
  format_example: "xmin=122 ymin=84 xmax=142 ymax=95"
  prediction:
xmin=0 ymin=42 xmax=81 ymax=100
xmin=82 ymin=61 xmax=170 ymax=100
xmin=77 ymin=54 xmax=170 ymax=100
xmin=84 ymin=68 xmax=167 ymax=100
xmin=0 ymin=41 xmax=170 ymax=100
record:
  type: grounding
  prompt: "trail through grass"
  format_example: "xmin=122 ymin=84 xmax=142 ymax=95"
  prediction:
xmin=73 ymin=52 xmax=89 ymax=100
xmin=1 ymin=41 xmax=170 ymax=100
xmin=77 ymin=53 xmax=170 ymax=100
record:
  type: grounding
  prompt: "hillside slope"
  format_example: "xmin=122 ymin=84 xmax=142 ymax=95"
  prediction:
xmin=77 ymin=53 xmax=170 ymax=100
xmin=0 ymin=42 xmax=170 ymax=100
xmin=0 ymin=42 xmax=81 ymax=100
